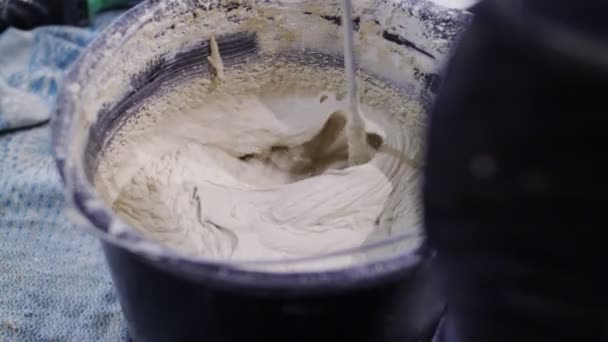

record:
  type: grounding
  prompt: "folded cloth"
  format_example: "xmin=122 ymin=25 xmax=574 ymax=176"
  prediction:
xmin=0 ymin=12 xmax=129 ymax=341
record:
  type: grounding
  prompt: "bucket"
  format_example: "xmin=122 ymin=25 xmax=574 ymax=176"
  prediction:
xmin=51 ymin=1 xmax=472 ymax=341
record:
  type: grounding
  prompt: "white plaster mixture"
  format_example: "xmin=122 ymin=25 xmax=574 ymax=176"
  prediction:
xmin=96 ymin=50 xmax=424 ymax=270
xmin=429 ymin=0 xmax=478 ymax=9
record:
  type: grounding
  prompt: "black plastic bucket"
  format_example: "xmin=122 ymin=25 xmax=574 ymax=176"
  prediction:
xmin=51 ymin=1 xmax=471 ymax=341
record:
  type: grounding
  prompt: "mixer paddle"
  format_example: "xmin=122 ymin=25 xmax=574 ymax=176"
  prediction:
xmin=341 ymin=0 xmax=375 ymax=166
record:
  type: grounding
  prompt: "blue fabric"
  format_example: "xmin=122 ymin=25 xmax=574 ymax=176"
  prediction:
xmin=0 ymin=12 xmax=129 ymax=341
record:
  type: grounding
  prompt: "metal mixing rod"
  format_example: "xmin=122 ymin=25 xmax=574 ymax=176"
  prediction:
xmin=340 ymin=0 xmax=374 ymax=166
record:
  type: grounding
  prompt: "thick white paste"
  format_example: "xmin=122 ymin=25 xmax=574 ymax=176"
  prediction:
xmin=96 ymin=58 xmax=424 ymax=270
